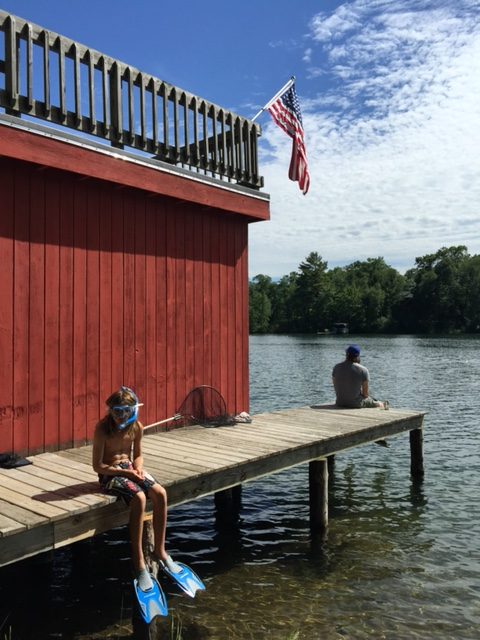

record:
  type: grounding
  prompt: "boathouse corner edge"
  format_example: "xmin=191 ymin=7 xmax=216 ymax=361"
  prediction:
xmin=0 ymin=9 xmax=270 ymax=457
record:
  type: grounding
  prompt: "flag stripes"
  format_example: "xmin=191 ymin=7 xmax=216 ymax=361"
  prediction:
xmin=268 ymin=84 xmax=310 ymax=194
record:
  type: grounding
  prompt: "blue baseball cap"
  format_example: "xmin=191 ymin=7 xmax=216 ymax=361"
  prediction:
xmin=346 ymin=344 xmax=361 ymax=356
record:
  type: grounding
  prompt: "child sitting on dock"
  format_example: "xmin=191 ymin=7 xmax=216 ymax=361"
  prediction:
xmin=92 ymin=386 xmax=181 ymax=591
xmin=332 ymin=345 xmax=388 ymax=409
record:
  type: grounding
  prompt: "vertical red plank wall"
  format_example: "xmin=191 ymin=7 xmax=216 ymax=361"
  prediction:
xmin=0 ymin=158 xmax=250 ymax=455
xmin=0 ymin=161 xmax=14 ymax=454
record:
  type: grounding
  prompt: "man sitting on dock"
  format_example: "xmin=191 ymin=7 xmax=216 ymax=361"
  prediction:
xmin=332 ymin=344 xmax=388 ymax=409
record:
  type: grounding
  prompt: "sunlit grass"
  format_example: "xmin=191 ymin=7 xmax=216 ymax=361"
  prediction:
xmin=0 ymin=614 xmax=11 ymax=640
xmin=169 ymin=613 xmax=183 ymax=639
xmin=0 ymin=628 xmax=12 ymax=640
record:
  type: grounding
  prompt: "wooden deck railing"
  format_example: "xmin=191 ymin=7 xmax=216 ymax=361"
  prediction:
xmin=0 ymin=10 xmax=263 ymax=189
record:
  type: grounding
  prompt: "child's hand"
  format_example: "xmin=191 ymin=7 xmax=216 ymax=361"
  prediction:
xmin=125 ymin=468 xmax=144 ymax=482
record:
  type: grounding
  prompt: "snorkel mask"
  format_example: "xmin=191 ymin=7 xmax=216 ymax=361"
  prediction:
xmin=110 ymin=386 xmax=143 ymax=430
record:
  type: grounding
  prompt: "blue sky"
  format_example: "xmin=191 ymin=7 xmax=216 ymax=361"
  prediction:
xmin=3 ymin=0 xmax=480 ymax=278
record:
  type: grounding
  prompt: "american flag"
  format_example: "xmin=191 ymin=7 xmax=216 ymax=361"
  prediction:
xmin=268 ymin=83 xmax=310 ymax=195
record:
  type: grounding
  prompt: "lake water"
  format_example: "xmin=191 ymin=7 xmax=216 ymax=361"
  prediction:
xmin=1 ymin=335 xmax=479 ymax=639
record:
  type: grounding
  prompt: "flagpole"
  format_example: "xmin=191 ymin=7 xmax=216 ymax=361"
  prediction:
xmin=251 ymin=75 xmax=296 ymax=122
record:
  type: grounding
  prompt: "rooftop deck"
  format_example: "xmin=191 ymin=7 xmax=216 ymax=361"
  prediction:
xmin=0 ymin=405 xmax=425 ymax=568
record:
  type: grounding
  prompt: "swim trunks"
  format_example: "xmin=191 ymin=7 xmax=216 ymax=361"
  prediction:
xmin=99 ymin=460 xmax=157 ymax=505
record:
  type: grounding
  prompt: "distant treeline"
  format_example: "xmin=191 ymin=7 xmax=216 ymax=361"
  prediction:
xmin=249 ymin=245 xmax=480 ymax=334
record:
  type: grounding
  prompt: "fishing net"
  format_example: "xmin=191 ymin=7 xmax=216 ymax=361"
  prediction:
xmin=176 ymin=385 xmax=236 ymax=428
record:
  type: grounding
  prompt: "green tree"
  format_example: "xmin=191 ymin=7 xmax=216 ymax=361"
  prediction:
xmin=270 ymin=272 xmax=298 ymax=332
xmin=291 ymin=252 xmax=331 ymax=332
xmin=336 ymin=258 xmax=406 ymax=332
xmin=249 ymin=275 xmax=274 ymax=333
xmin=406 ymin=246 xmax=471 ymax=333
xmin=460 ymin=255 xmax=480 ymax=332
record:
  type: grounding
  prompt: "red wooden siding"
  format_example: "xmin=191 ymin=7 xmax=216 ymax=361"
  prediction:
xmin=0 ymin=157 xmax=251 ymax=455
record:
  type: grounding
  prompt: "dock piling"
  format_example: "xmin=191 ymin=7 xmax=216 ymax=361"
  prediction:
xmin=309 ymin=458 xmax=328 ymax=534
xmin=214 ymin=485 xmax=242 ymax=525
xmin=410 ymin=427 xmax=424 ymax=478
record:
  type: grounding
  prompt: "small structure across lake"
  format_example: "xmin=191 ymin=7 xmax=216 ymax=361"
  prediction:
xmin=0 ymin=405 xmax=425 ymax=567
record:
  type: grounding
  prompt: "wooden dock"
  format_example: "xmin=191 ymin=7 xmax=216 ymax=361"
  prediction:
xmin=0 ymin=405 xmax=425 ymax=567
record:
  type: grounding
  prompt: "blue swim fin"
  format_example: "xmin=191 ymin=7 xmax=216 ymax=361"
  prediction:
xmin=161 ymin=561 xmax=206 ymax=598
xmin=133 ymin=574 xmax=168 ymax=623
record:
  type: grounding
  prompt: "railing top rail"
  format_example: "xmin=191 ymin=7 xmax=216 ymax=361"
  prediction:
xmin=0 ymin=9 xmax=264 ymax=190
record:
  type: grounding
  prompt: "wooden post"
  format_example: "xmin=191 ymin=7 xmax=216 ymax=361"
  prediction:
xmin=410 ymin=428 xmax=424 ymax=479
xmin=327 ymin=454 xmax=335 ymax=473
xmin=141 ymin=517 xmax=159 ymax=573
xmin=309 ymin=458 xmax=328 ymax=534
xmin=130 ymin=518 xmax=161 ymax=637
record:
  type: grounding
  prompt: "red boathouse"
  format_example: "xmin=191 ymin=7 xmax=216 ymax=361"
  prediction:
xmin=0 ymin=10 xmax=269 ymax=456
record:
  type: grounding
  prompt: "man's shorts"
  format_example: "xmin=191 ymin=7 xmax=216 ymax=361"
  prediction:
xmin=99 ymin=460 xmax=157 ymax=505
xmin=361 ymin=396 xmax=382 ymax=408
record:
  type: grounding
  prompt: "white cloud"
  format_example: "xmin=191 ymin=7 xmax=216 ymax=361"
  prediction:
xmin=309 ymin=3 xmax=361 ymax=42
xmin=303 ymin=47 xmax=312 ymax=63
xmin=250 ymin=0 xmax=480 ymax=277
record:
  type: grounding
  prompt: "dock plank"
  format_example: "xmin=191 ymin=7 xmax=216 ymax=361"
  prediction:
xmin=165 ymin=424 xmax=317 ymax=448
xmin=0 ymin=485 xmax=68 ymax=520
xmin=0 ymin=466 xmax=110 ymax=507
xmin=0 ymin=473 xmax=91 ymax=515
xmin=29 ymin=456 xmax=101 ymax=484
xmin=0 ymin=512 xmax=25 ymax=536
xmin=34 ymin=452 xmax=97 ymax=476
xmin=140 ymin=441 xmax=216 ymax=471
xmin=142 ymin=436 xmax=254 ymax=465
xmin=0 ymin=498 xmax=47 ymax=534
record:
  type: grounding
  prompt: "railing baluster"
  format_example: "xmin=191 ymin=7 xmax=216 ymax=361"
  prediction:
xmin=139 ymin=73 xmax=146 ymax=149
xmin=5 ymin=15 xmax=19 ymax=113
xmin=250 ymin=125 xmax=257 ymax=185
xmin=172 ymin=87 xmax=179 ymax=163
xmin=182 ymin=93 xmax=190 ymax=165
xmin=219 ymin=110 xmax=226 ymax=174
xmin=201 ymin=101 xmax=209 ymax=172
xmin=192 ymin=97 xmax=199 ymax=167
xmin=243 ymin=120 xmax=251 ymax=183
xmin=227 ymin=113 xmax=236 ymax=179
xmin=73 ymin=43 xmax=81 ymax=126
xmin=252 ymin=124 xmax=262 ymax=187
xmin=101 ymin=56 xmax=109 ymax=136
xmin=211 ymin=106 xmax=218 ymax=174
xmin=88 ymin=50 xmax=95 ymax=132
xmin=43 ymin=30 xmax=50 ymax=117
xmin=26 ymin=23 xmax=33 ymax=110
xmin=161 ymin=82 xmax=169 ymax=158
xmin=109 ymin=60 xmax=122 ymax=145
xmin=127 ymin=66 xmax=134 ymax=144
xmin=58 ymin=36 xmax=67 ymax=122
xmin=150 ymin=78 xmax=158 ymax=155
xmin=236 ymin=117 xmax=244 ymax=181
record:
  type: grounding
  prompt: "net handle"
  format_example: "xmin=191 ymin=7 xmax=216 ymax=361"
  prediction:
xmin=143 ymin=413 xmax=181 ymax=433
